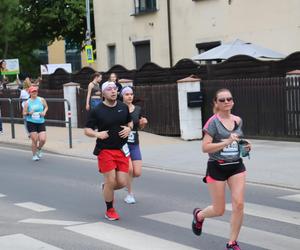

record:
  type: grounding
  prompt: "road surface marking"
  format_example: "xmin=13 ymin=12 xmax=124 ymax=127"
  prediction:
xmin=279 ymin=194 xmax=300 ymax=203
xmin=14 ymin=202 xmax=56 ymax=212
xmin=19 ymin=218 xmax=85 ymax=226
xmin=66 ymin=221 xmax=199 ymax=250
xmin=0 ymin=234 xmax=62 ymax=250
xmin=226 ymin=202 xmax=300 ymax=225
xmin=143 ymin=211 xmax=300 ymax=250
xmin=0 ymin=193 xmax=6 ymax=198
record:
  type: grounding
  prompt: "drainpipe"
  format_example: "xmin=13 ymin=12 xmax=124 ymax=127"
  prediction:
xmin=167 ymin=0 xmax=173 ymax=67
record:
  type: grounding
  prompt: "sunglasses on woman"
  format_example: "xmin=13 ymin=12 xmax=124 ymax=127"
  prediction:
xmin=217 ymin=97 xmax=233 ymax=102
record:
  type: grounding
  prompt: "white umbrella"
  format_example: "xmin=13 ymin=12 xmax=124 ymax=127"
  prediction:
xmin=192 ymin=39 xmax=286 ymax=61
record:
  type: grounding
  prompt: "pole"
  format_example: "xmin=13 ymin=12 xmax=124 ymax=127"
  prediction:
xmin=167 ymin=0 xmax=173 ymax=67
xmin=85 ymin=0 xmax=92 ymax=67
xmin=8 ymin=99 xmax=15 ymax=139
xmin=85 ymin=0 xmax=91 ymax=46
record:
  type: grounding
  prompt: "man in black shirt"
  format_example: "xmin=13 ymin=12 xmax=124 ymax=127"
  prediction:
xmin=84 ymin=81 xmax=133 ymax=220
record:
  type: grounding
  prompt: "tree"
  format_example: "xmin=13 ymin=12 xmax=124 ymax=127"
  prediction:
xmin=0 ymin=0 xmax=21 ymax=59
xmin=0 ymin=0 xmax=93 ymax=77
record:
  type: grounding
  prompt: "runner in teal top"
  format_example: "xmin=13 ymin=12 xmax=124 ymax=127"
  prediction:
xmin=26 ymin=97 xmax=45 ymax=123
xmin=23 ymin=86 xmax=48 ymax=161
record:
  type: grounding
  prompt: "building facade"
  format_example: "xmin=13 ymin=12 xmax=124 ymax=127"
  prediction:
xmin=93 ymin=0 xmax=300 ymax=71
xmin=40 ymin=39 xmax=96 ymax=73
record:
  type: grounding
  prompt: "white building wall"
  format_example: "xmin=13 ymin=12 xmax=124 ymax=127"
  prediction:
xmin=93 ymin=0 xmax=170 ymax=71
xmin=93 ymin=0 xmax=300 ymax=69
xmin=171 ymin=0 xmax=300 ymax=62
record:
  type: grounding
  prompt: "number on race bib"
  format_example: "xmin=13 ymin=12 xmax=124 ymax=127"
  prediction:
xmin=32 ymin=112 xmax=41 ymax=120
xmin=121 ymin=143 xmax=130 ymax=157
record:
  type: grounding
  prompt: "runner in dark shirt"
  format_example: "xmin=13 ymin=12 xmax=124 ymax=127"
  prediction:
xmin=121 ymin=86 xmax=148 ymax=204
xmin=84 ymin=81 xmax=133 ymax=221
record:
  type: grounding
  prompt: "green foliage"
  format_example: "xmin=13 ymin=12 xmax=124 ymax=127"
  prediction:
xmin=0 ymin=0 xmax=92 ymax=78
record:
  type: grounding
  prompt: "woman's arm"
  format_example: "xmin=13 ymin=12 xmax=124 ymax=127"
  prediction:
xmin=202 ymin=132 xmax=239 ymax=154
xmin=40 ymin=98 xmax=48 ymax=117
xmin=23 ymin=102 xmax=30 ymax=116
xmin=86 ymin=83 xmax=92 ymax=111
xmin=139 ymin=117 xmax=148 ymax=129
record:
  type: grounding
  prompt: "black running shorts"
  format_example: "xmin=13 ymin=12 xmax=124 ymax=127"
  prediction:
xmin=27 ymin=121 xmax=46 ymax=133
xmin=203 ymin=158 xmax=246 ymax=183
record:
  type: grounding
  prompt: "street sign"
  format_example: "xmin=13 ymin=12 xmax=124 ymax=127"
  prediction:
xmin=85 ymin=45 xmax=94 ymax=63
xmin=0 ymin=59 xmax=20 ymax=75
xmin=40 ymin=64 xmax=72 ymax=75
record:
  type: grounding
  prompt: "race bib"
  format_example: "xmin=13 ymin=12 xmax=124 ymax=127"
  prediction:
xmin=220 ymin=141 xmax=239 ymax=156
xmin=31 ymin=112 xmax=41 ymax=120
xmin=121 ymin=143 xmax=130 ymax=157
xmin=127 ymin=131 xmax=136 ymax=144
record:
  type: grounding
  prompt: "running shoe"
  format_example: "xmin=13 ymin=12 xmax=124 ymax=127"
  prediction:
xmin=0 ymin=131 xmax=3 ymax=135
xmin=124 ymin=194 xmax=136 ymax=204
xmin=226 ymin=241 xmax=241 ymax=250
xmin=32 ymin=155 xmax=39 ymax=161
xmin=105 ymin=208 xmax=120 ymax=221
xmin=36 ymin=149 xmax=42 ymax=159
xmin=192 ymin=208 xmax=204 ymax=236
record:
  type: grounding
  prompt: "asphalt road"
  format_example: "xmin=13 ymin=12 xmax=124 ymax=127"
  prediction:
xmin=0 ymin=146 xmax=299 ymax=250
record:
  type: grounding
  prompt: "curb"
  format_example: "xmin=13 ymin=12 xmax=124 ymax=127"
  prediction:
xmin=1 ymin=142 xmax=300 ymax=191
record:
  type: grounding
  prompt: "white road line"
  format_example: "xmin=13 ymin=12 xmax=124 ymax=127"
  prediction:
xmin=14 ymin=202 xmax=56 ymax=212
xmin=66 ymin=221 xmax=199 ymax=250
xmin=0 ymin=234 xmax=62 ymax=250
xmin=143 ymin=211 xmax=300 ymax=250
xmin=279 ymin=194 xmax=300 ymax=203
xmin=226 ymin=202 xmax=300 ymax=226
xmin=0 ymin=193 xmax=6 ymax=198
xmin=19 ymin=218 xmax=85 ymax=226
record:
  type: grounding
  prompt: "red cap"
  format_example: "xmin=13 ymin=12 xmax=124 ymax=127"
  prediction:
xmin=28 ymin=86 xmax=38 ymax=93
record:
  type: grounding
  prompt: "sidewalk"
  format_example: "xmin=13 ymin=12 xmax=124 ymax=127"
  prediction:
xmin=1 ymin=123 xmax=300 ymax=190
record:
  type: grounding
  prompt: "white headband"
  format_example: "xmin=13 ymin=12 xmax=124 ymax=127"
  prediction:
xmin=120 ymin=86 xmax=133 ymax=96
xmin=101 ymin=81 xmax=116 ymax=92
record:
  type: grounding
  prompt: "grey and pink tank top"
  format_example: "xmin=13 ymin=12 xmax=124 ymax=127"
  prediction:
xmin=203 ymin=114 xmax=244 ymax=162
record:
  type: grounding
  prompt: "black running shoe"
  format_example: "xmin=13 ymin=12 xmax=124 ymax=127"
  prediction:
xmin=226 ymin=241 xmax=241 ymax=250
xmin=192 ymin=208 xmax=204 ymax=236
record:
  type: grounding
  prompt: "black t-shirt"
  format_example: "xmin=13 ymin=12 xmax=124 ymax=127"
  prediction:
xmin=127 ymin=105 xmax=142 ymax=145
xmin=85 ymin=100 xmax=132 ymax=151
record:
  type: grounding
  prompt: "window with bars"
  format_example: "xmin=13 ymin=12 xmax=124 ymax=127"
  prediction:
xmin=36 ymin=45 xmax=49 ymax=65
xmin=133 ymin=0 xmax=157 ymax=15
xmin=107 ymin=44 xmax=116 ymax=68
xmin=65 ymin=39 xmax=81 ymax=72
xmin=133 ymin=40 xmax=151 ymax=69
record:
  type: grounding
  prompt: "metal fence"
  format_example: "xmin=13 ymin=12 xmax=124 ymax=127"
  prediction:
xmin=0 ymin=89 xmax=65 ymax=126
xmin=201 ymin=77 xmax=300 ymax=140
xmin=2 ymin=76 xmax=299 ymax=140
xmin=0 ymin=94 xmax=73 ymax=148
xmin=76 ymin=83 xmax=181 ymax=136
xmin=134 ymin=83 xmax=180 ymax=136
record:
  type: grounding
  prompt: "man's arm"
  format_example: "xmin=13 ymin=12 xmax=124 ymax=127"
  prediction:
xmin=84 ymin=128 xmax=109 ymax=140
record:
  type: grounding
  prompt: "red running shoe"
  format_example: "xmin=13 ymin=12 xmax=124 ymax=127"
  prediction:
xmin=192 ymin=208 xmax=204 ymax=236
xmin=105 ymin=208 xmax=120 ymax=221
xmin=226 ymin=241 xmax=241 ymax=250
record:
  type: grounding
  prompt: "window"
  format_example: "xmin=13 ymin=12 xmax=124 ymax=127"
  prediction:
xmin=65 ymin=39 xmax=82 ymax=72
xmin=196 ymin=41 xmax=221 ymax=54
xmin=133 ymin=0 xmax=157 ymax=15
xmin=195 ymin=41 xmax=221 ymax=64
xmin=107 ymin=45 xmax=116 ymax=68
xmin=133 ymin=40 xmax=151 ymax=69
xmin=37 ymin=45 xmax=48 ymax=65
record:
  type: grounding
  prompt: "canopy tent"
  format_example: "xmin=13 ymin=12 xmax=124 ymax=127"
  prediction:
xmin=192 ymin=39 xmax=285 ymax=61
